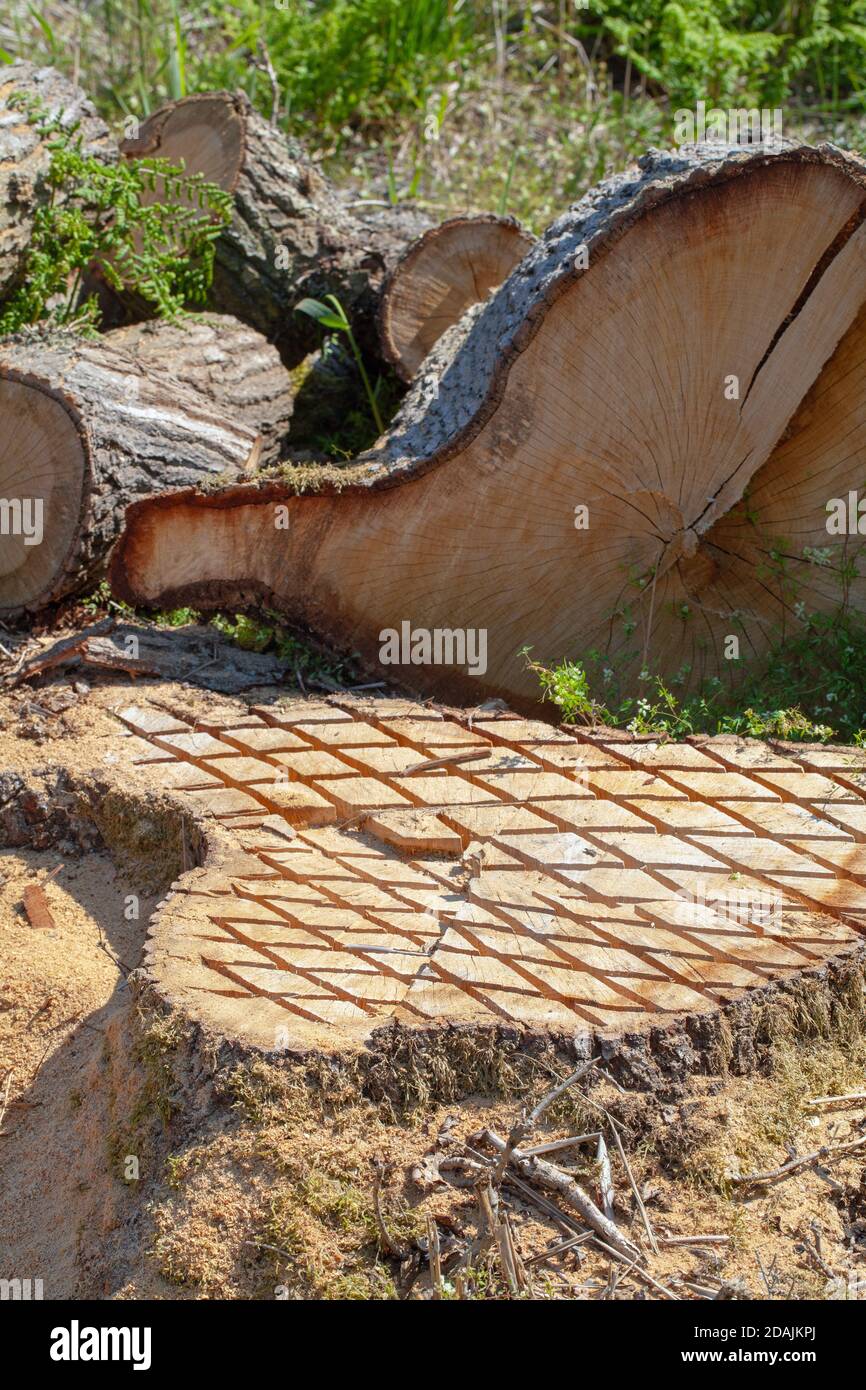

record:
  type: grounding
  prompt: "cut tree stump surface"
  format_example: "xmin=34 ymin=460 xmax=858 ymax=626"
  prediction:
xmin=111 ymin=694 xmax=866 ymax=1054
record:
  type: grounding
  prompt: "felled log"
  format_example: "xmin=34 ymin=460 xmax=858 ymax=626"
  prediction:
xmin=0 ymin=61 xmax=116 ymax=305
xmin=479 ymin=1128 xmax=639 ymax=1261
xmin=111 ymin=142 xmax=866 ymax=708
xmin=105 ymin=314 xmax=294 ymax=466
xmin=378 ymin=214 xmax=533 ymax=380
xmin=0 ymin=332 xmax=258 ymax=616
xmin=119 ymin=92 xmax=429 ymax=366
xmin=119 ymin=93 xmax=527 ymax=373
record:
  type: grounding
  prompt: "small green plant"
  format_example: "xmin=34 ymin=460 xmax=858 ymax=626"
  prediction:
xmin=211 ymin=611 xmax=361 ymax=689
xmin=0 ymin=100 xmax=232 ymax=333
xmin=295 ymin=294 xmax=385 ymax=434
xmin=523 ymin=615 xmax=866 ymax=743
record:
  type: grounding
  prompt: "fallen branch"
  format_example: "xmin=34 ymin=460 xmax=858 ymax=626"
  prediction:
xmin=659 ymin=1234 xmax=731 ymax=1248
xmin=22 ymin=884 xmax=56 ymax=931
xmin=0 ymin=1070 xmax=13 ymax=1135
xmin=426 ymin=1215 xmax=443 ymax=1299
xmin=371 ymin=1160 xmax=409 ymax=1260
xmin=403 ymin=749 xmax=492 ymax=775
xmin=492 ymin=1058 xmax=600 ymax=1186
xmin=731 ymin=1131 xmax=866 ymax=1189
xmin=596 ymin=1132 xmax=615 ymax=1221
xmin=479 ymin=1128 xmax=640 ymax=1262
xmin=524 ymin=1231 xmax=594 ymax=1266
xmin=521 ymin=1132 xmax=600 ymax=1158
xmin=605 ymin=1111 xmax=659 ymax=1256
xmin=806 ymin=1090 xmax=866 ymax=1109
xmin=576 ymin=1089 xmax=659 ymax=1254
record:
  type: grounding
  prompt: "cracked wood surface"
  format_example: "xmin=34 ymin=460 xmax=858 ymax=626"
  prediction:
xmin=112 ymin=141 xmax=866 ymax=708
xmin=107 ymin=693 xmax=866 ymax=1054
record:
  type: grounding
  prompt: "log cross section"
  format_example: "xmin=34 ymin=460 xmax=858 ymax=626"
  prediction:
xmin=112 ymin=141 xmax=866 ymax=708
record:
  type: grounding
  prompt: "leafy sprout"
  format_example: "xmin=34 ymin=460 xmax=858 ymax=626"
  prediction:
xmin=295 ymin=294 xmax=384 ymax=435
xmin=0 ymin=98 xmax=233 ymax=333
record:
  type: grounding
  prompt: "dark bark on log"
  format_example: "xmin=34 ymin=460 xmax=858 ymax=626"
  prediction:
xmin=0 ymin=329 xmax=258 ymax=616
xmin=120 ymin=92 xmax=430 ymax=366
xmin=105 ymin=314 xmax=294 ymax=466
xmin=0 ymin=62 xmax=116 ymax=304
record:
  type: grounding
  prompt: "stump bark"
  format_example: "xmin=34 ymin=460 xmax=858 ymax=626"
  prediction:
xmin=0 ymin=331 xmax=258 ymax=616
xmin=105 ymin=314 xmax=294 ymax=466
xmin=0 ymin=61 xmax=116 ymax=305
xmin=111 ymin=142 xmax=866 ymax=707
xmin=378 ymin=214 xmax=534 ymax=380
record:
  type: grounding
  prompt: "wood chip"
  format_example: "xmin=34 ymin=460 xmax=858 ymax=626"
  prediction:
xmin=22 ymin=884 xmax=56 ymax=931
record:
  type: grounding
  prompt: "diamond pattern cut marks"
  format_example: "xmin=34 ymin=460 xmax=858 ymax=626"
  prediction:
xmin=119 ymin=698 xmax=866 ymax=1052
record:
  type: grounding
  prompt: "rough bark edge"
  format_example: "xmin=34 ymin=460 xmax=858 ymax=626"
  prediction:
xmin=377 ymin=212 xmax=535 ymax=379
xmin=0 ymin=60 xmax=115 ymax=154
xmin=0 ymin=61 xmax=117 ymax=303
xmin=365 ymin=140 xmax=866 ymax=488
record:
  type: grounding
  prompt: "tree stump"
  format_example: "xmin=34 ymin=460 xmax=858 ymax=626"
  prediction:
xmin=0 ymin=61 xmax=116 ymax=305
xmin=112 ymin=691 xmax=866 ymax=1056
xmin=111 ymin=142 xmax=866 ymax=707
xmin=0 ymin=331 xmax=258 ymax=616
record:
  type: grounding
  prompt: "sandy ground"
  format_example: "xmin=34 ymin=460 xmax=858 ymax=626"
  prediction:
xmin=0 ymin=845 xmax=159 ymax=1296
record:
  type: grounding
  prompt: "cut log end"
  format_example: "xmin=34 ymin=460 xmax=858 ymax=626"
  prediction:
xmin=378 ymin=214 xmax=534 ymax=380
xmin=0 ymin=374 xmax=88 ymax=612
xmin=1 ymin=333 xmax=260 ymax=617
xmin=119 ymin=92 xmax=432 ymax=365
xmin=119 ymin=91 xmax=246 ymax=191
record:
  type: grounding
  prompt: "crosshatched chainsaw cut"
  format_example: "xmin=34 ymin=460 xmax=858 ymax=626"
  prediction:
xmin=120 ymin=696 xmax=866 ymax=1053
